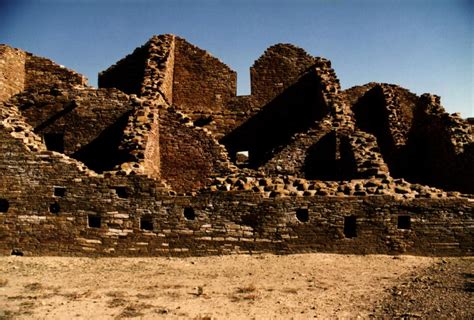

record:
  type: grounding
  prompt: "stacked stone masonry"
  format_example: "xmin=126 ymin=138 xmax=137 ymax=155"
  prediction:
xmin=0 ymin=35 xmax=472 ymax=257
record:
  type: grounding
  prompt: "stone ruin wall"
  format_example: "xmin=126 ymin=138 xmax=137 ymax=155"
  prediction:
xmin=0 ymin=124 xmax=472 ymax=257
xmin=0 ymin=36 xmax=473 ymax=257
xmin=24 ymin=54 xmax=87 ymax=91
xmin=172 ymin=36 xmax=237 ymax=113
xmin=250 ymin=44 xmax=318 ymax=106
xmin=158 ymin=108 xmax=232 ymax=194
xmin=98 ymin=35 xmax=234 ymax=191
xmin=8 ymin=89 xmax=134 ymax=153
xmin=98 ymin=43 xmax=149 ymax=95
xmin=0 ymin=46 xmax=26 ymax=103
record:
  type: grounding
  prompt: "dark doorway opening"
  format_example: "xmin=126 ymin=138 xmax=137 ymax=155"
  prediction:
xmin=183 ymin=207 xmax=196 ymax=220
xmin=88 ymin=215 xmax=101 ymax=228
xmin=304 ymin=132 xmax=357 ymax=181
xmin=0 ymin=199 xmax=9 ymax=212
xmin=193 ymin=116 xmax=213 ymax=127
xmin=343 ymin=216 xmax=357 ymax=238
xmin=112 ymin=186 xmax=129 ymax=199
xmin=54 ymin=187 xmax=66 ymax=197
xmin=140 ymin=215 xmax=154 ymax=231
xmin=11 ymin=249 xmax=23 ymax=256
xmin=296 ymin=208 xmax=309 ymax=222
xmin=397 ymin=215 xmax=411 ymax=229
xmin=49 ymin=202 xmax=60 ymax=214
xmin=44 ymin=133 xmax=65 ymax=153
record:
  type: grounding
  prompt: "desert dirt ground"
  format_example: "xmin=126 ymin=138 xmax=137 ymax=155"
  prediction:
xmin=0 ymin=254 xmax=472 ymax=319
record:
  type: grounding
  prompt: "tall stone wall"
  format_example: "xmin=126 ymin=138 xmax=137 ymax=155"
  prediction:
xmin=141 ymin=35 xmax=175 ymax=102
xmin=352 ymin=84 xmax=418 ymax=152
xmin=172 ymin=37 xmax=237 ymax=113
xmin=112 ymin=35 xmax=176 ymax=179
xmin=0 ymin=45 xmax=26 ymax=103
xmin=250 ymin=44 xmax=317 ymax=106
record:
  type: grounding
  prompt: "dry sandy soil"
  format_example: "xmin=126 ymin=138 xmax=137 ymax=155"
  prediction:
xmin=0 ymin=254 xmax=472 ymax=319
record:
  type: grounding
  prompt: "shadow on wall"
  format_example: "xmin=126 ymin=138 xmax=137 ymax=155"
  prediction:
xmin=221 ymin=70 xmax=329 ymax=168
xmin=303 ymin=131 xmax=357 ymax=181
xmin=98 ymin=44 xmax=149 ymax=95
xmin=72 ymin=111 xmax=133 ymax=173
xmin=353 ymin=86 xmax=395 ymax=157
xmin=354 ymin=88 xmax=474 ymax=194
xmin=399 ymin=105 xmax=474 ymax=194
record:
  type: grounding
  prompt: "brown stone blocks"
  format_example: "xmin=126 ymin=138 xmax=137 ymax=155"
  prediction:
xmin=0 ymin=36 xmax=472 ymax=257
xmin=172 ymin=36 xmax=237 ymax=113
xmin=0 ymin=45 xmax=26 ymax=103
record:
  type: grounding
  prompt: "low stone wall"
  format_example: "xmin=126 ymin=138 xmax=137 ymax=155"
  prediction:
xmin=1 ymin=188 xmax=472 ymax=257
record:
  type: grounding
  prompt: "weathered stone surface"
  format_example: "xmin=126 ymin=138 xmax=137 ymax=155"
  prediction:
xmin=0 ymin=35 xmax=472 ymax=257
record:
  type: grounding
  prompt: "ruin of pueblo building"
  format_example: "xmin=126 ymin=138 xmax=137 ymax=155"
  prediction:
xmin=0 ymin=35 xmax=473 ymax=256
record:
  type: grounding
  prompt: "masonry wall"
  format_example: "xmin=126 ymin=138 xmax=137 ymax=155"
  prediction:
xmin=250 ymin=44 xmax=317 ymax=106
xmin=402 ymin=95 xmax=474 ymax=194
xmin=172 ymin=37 xmax=237 ymax=114
xmin=0 ymin=45 xmax=26 ymax=103
xmin=7 ymin=88 xmax=138 ymax=172
xmin=98 ymin=43 xmax=149 ymax=95
xmin=159 ymin=109 xmax=232 ymax=193
xmin=222 ymin=69 xmax=329 ymax=167
xmin=24 ymin=54 xmax=87 ymax=90
xmin=1 ymin=92 xmax=473 ymax=257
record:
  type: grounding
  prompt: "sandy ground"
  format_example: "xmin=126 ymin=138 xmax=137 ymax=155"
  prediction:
xmin=0 ymin=254 xmax=471 ymax=319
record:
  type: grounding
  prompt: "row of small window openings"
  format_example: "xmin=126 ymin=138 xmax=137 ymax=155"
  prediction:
xmin=343 ymin=215 xmax=411 ymax=238
xmin=296 ymin=209 xmax=411 ymax=237
xmin=48 ymin=186 xmax=129 ymax=214
xmin=87 ymin=207 xmax=196 ymax=229
xmin=1 ymin=198 xmax=412 ymax=233
xmin=53 ymin=186 xmax=128 ymax=198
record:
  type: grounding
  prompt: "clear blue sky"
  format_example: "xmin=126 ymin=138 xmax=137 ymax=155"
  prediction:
xmin=1 ymin=0 xmax=472 ymax=117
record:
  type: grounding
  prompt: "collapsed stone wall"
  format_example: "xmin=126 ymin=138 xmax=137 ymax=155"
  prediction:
xmin=0 ymin=124 xmax=472 ymax=257
xmin=221 ymin=70 xmax=330 ymax=168
xmin=257 ymin=58 xmax=355 ymax=175
xmin=1 ymin=36 xmax=473 ymax=258
xmin=352 ymin=84 xmax=418 ymax=154
xmin=104 ymin=35 xmax=235 ymax=193
xmin=0 ymin=45 xmax=26 ymax=103
xmin=344 ymin=83 xmax=473 ymax=193
xmin=7 ymin=88 xmax=137 ymax=167
xmin=402 ymin=94 xmax=474 ymax=193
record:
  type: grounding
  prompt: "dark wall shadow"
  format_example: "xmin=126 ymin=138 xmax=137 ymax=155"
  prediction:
xmin=220 ymin=70 xmax=329 ymax=168
xmin=303 ymin=132 xmax=357 ymax=181
xmin=72 ymin=111 xmax=133 ymax=173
